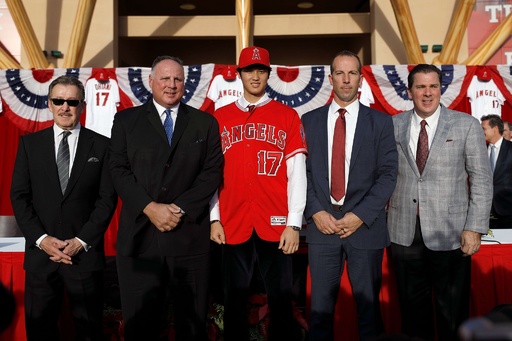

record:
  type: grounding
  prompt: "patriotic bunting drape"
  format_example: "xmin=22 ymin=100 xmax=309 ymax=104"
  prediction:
xmin=1 ymin=64 xmax=511 ymax=133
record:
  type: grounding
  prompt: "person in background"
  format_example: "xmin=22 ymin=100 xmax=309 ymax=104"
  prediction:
xmin=109 ymin=55 xmax=223 ymax=341
xmin=481 ymin=114 xmax=512 ymax=229
xmin=301 ymin=50 xmax=398 ymax=341
xmin=502 ymin=120 xmax=511 ymax=141
xmin=10 ymin=75 xmax=118 ymax=341
xmin=388 ymin=64 xmax=493 ymax=340
xmin=210 ymin=46 xmax=307 ymax=341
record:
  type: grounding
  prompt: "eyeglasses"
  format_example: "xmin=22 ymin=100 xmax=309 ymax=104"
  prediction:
xmin=50 ymin=98 xmax=82 ymax=107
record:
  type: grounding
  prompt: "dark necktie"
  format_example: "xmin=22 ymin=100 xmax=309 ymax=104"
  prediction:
xmin=163 ymin=109 xmax=173 ymax=145
xmin=331 ymin=109 xmax=346 ymax=201
xmin=490 ymin=144 xmax=496 ymax=174
xmin=416 ymin=120 xmax=429 ymax=175
xmin=57 ymin=130 xmax=71 ymax=194
xmin=247 ymin=105 xmax=255 ymax=113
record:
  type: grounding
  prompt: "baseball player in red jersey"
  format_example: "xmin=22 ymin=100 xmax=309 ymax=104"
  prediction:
xmin=210 ymin=46 xmax=307 ymax=341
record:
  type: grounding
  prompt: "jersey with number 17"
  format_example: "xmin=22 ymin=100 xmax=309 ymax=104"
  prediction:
xmin=85 ymin=78 xmax=120 ymax=138
xmin=214 ymin=98 xmax=307 ymax=244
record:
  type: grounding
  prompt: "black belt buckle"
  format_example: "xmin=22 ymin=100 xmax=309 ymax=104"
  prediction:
xmin=332 ymin=204 xmax=343 ymax=211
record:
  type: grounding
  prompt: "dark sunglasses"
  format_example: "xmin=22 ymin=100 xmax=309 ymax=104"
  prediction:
xmin=50 ymin=98 xmax=82 ymax=107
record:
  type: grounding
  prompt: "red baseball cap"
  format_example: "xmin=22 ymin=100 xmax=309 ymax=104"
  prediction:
xmin=476 ymin=67 xmax=491 ymax=82
xmin=238 ymin=46 xmax=271 ymax=70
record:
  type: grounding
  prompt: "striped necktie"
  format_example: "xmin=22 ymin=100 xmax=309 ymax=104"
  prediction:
xmin=57 ymin=130 xmax=71 ymax=194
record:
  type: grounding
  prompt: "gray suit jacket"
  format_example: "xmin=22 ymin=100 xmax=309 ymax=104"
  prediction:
xmin=388 ymin=105 xmax=492 ymax=251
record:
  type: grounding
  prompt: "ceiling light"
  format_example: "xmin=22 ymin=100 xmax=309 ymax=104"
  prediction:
xmin=297 ymin=2 xmax=314 ymax=9
xmin=180 ymin=3 xmax=196 ymax=10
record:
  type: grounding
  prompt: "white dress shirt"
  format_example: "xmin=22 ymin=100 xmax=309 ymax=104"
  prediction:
xmin=327 ymin=100 xmax=359 ymax=205
xmin=409 ymin=105 xmax=441 ymax=160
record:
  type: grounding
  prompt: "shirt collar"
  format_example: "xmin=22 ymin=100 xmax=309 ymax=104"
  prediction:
xmin=53 ymin=123 xmax=81 ymax=138
xmin=492 ymin=136 xmax=504 ymax=149
xmin=412 ymin=105 xmax=441 ymax=127
xmin=329 ymin=100 xmax=360 ymax=118
xmin=238 ymin=93 xmax=270 ymax=109
xmin=153 ymin=100 xmax=180 ymax=117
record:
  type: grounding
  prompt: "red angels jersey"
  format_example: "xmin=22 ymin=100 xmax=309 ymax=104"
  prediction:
xmin=214 ymin=99 xmax=307 ymax=244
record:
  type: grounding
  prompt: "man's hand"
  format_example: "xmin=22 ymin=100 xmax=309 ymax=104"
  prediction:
xmin=312 ymin=211 xmax=341 ymax=235
xmin=40 ymin=236 xmax=72 ymax=264
xmin=143 ymin=201 xmax=182 ymax=232
xmin=62 ymin=238 xmax=84 ymax=257
xmin=337 ymin=212 xmax=364 ymax=238
xmin=210 ymin=221 xmax=226 ymax=245
xmin=461 ymin=230 xmax=481 ymax=256
xmin=279 ymin=226 xmax=300 ymax=254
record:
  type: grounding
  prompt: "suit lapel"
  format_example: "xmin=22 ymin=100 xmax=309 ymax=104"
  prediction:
xmin=41 ymin=128 xmax=62 ymax=191
xmin=147 ymin=102 xmax=169 ymax=145
xmin=310 ymin=107 xmax=330 ymax=200
xmin=397 ymin=111 xmax=419 ymax=176
xmin=495 ymin=139 xmax=511 ymax=177
xmin=170 ymin=104 xmax=190 ymax=154
xmin=349 ymin=106 xmax=368 ymax=173
xmin=65 ymin=128 xmax=93 ymax=197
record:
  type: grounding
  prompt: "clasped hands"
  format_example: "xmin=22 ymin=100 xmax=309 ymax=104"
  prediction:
xmin=312 ymin=211 xmax=363 ymax=238
xmin=40 ymin=236 xmax=83 ymax=265
xmin=144 ymin=202 xmax=184 ymax=232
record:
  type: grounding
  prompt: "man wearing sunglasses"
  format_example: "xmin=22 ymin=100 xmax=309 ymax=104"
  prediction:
xmin=10 ymin=75 xmax=118 ymax=341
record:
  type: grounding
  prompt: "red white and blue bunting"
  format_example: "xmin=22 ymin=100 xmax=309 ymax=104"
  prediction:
xmin=1 ymin=64 xmax=511 ymax=133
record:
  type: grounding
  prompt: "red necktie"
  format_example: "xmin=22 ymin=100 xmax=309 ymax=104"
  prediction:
xmin=331 ymin=109 xmax=346 ymax=201
xmin=416 ymin=120 xmax=429 ymax=174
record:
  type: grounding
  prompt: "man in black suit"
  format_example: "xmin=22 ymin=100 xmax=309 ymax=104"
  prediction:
xmin=109 ymin=56 xmax=223 ymax=341
xmin=10 ymin=75 xmax=118 ymax=341
xmin=481 ymin=114 xmax=512 ymax=229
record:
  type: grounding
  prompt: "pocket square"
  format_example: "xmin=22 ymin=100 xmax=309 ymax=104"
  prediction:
xmin=87 ymin=157 xmax=100 ymax=162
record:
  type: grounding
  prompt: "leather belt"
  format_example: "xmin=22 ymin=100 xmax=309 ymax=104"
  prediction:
xmin=331 ymin=204 xmax=343 ymax=211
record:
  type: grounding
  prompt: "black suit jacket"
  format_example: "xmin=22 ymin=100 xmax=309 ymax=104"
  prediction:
xmin=10 ymin=126 xmax=118 ymax=272
xmin=109 ymin=101 xmax=223 ymax=257
xmin=493 ymin=139 xmax=512 ymax=217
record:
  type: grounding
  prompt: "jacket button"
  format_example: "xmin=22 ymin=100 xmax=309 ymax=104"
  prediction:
xmin=413 ymin=199 xmax=417 ymax=203
xmin=161 ymin=187 xmax=167 ymax=191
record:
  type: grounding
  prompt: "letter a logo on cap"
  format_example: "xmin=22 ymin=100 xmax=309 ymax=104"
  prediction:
xmin=252 ymin=47 xmax=261 ymax=61
xmin=238 ymin=46 xmax=271 ymax=69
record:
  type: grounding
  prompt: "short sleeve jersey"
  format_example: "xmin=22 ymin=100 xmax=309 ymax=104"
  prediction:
xmin=467 ymin=75 xmax=505 ymax=121
xmin=85 ymin=78 xmax=120 ymax=137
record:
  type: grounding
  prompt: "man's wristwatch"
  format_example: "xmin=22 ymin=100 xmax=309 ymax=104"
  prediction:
xmin=290 ymin=225 xmax=302 ymax=231
xmin=210 ymin=220 xmax=221 ymax=225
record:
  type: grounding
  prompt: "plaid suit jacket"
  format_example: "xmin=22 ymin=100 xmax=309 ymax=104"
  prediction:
xmin=388 ymin=105 xmax=493 ymax=251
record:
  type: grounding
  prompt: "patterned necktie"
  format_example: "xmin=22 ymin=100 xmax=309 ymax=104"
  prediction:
xmin=57 ymin=130 xmax=71 ymax=194
xmin=331 ymin=108 xmax=346 ymax=201
xmin=163 ymin=109 xmax=173 ymax=145
xmin=490 ymin=144 xmax=496 ymax=174
xmin=247 ymin=105 xmax=256 ymax=113
xmin=416 ymin=120 xmax=429 ymax=175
